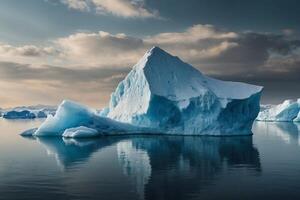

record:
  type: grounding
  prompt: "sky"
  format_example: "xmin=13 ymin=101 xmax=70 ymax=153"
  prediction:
xmin=0 ymin=0 xmax=299 ymax=108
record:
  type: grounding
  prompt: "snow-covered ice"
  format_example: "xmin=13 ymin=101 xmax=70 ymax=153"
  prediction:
xmin=257 ymin=99 xmax=300 ymax=122
xmin=22 ymin=47 xmax=263 ymax=137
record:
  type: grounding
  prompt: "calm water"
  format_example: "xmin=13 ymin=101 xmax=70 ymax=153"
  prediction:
xmin=0 ymin=119 xmax=300 ymax=200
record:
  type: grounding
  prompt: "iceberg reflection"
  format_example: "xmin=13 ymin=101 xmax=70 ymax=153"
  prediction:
xmin=23 ymin=136 xmax=125 ymax=169
xmin=116 ymin=136 xmax=261 ymax=200
xmin=117 ymin=141 xmax=151 ymax=200
xmin=254 ymin=122 xmax=300 ymax=146
xmin=23 ymin=135 xmax=260 ymax=199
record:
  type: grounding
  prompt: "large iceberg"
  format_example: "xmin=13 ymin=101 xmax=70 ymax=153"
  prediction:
xmin=101 ymin=47 xmax=262 ymax=135
xmin=22 ymin=47 xmax=263 ymax=137
xmin=256 ymin=99 xmax=300 ymax=122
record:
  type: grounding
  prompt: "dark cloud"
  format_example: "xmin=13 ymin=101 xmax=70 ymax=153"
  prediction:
xmin=0 ymin=61 xmax=129 ymax=84
xmin=0 ymin=44 xmax=59 ymax=57
xmin=189 ymin=32 xmax=300 ymax=78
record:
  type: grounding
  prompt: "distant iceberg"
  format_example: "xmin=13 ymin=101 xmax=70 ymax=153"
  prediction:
xmin=22 ymin=47 xmax=263 ymax=137
xmin=257 ymin=99 xmax=300 ymax=122
xmin=2 ymin=105 xmax=56 ymax=119
xmin=3 ymin=110 xmax=36 ymax=119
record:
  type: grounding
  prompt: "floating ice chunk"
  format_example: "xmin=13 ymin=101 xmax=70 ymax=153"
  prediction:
xmin=34 ymin=100 xmax=95 ymax=136
xmin=20 ymin=128 xmax=38 ymax=136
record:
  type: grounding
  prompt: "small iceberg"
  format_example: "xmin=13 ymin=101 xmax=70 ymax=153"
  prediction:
xmin=26 ymin=100 xmax=150 ymax=138
xmin=257 ymin=99 xmax=300 ymax=122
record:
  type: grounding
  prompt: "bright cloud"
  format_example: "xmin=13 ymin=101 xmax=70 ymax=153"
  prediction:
xmin=146 ymin=24 xmax=238 ymax=44
xmin=53 ymin=25 xmax=241 ymax=68
xmin=62 ymin=0 xmax=90 ymax=11
xmin=60 ymin=0 xmax=159 ymax=18
xmin=56 ymin=31 xmax=145 ymax=67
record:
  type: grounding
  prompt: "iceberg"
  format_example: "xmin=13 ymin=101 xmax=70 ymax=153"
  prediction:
xmin=2 ymin=105 xmax=56 ymax=119
xmin=102 ymin=47 xmax=263 ymax=135
xmin=256 ymin=99 xmax=300 ymax=122
xmin=22 ymin=47 xmax=263 ymax=137
xmin=3 ymin=110 xmax=36 ymax=119
xmin=29 ymin=100 xmax=151 ymax=137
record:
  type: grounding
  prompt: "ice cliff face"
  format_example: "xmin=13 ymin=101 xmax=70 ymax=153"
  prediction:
xmin=22 ymin=47 xmax=263 ymax=137
xmin=102 ymin=47 xmax=263 ymax=135
xmin=257 ymin=99 xmax=300 ymax=122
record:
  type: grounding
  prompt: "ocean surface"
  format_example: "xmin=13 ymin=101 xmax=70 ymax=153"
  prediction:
xmin=0 ymin=119 xmax=300 ymax=200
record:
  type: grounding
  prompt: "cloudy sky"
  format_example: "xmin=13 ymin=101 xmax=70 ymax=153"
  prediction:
xmin=0 ymin=0 xmax=299 ymax=108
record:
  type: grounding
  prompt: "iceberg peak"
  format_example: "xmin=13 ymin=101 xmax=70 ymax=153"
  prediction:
xmin=148 ymin=46 xmax=167 ymax=55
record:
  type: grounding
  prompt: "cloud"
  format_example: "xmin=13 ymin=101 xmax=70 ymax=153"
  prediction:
xmin=1 ymin=24 xmax=300 ymax=106
xmin=0 ymin=43 xmax=61 ymax=67
xmin=0 ymin=43 xmax=59 ymax=57
xmin=60 ymin=0 xmax=159 ymax=18
xmin=0 ymin=61 xmax=129 ymax=108
xmin=0 ymin=61 xmax=128 ymax=83
xmin=201 ymin=32 xmax=300 ymax=76
xmin=2 ymin=24 xmax=299 ymax=77
xmin=282 ymin=29 xmax=295 ymax=37
xmin=146 ymin=24 xmax=238 ymax=44
xmin=62 ymin=0 xmax=90 ymax=11
xmin=1 ymin=24 xmax=300 ymax=76
xmin=56 ymin=31 xmax=146 ymax=67
xmin=54 ymin=25 xmax=240 ymax=68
